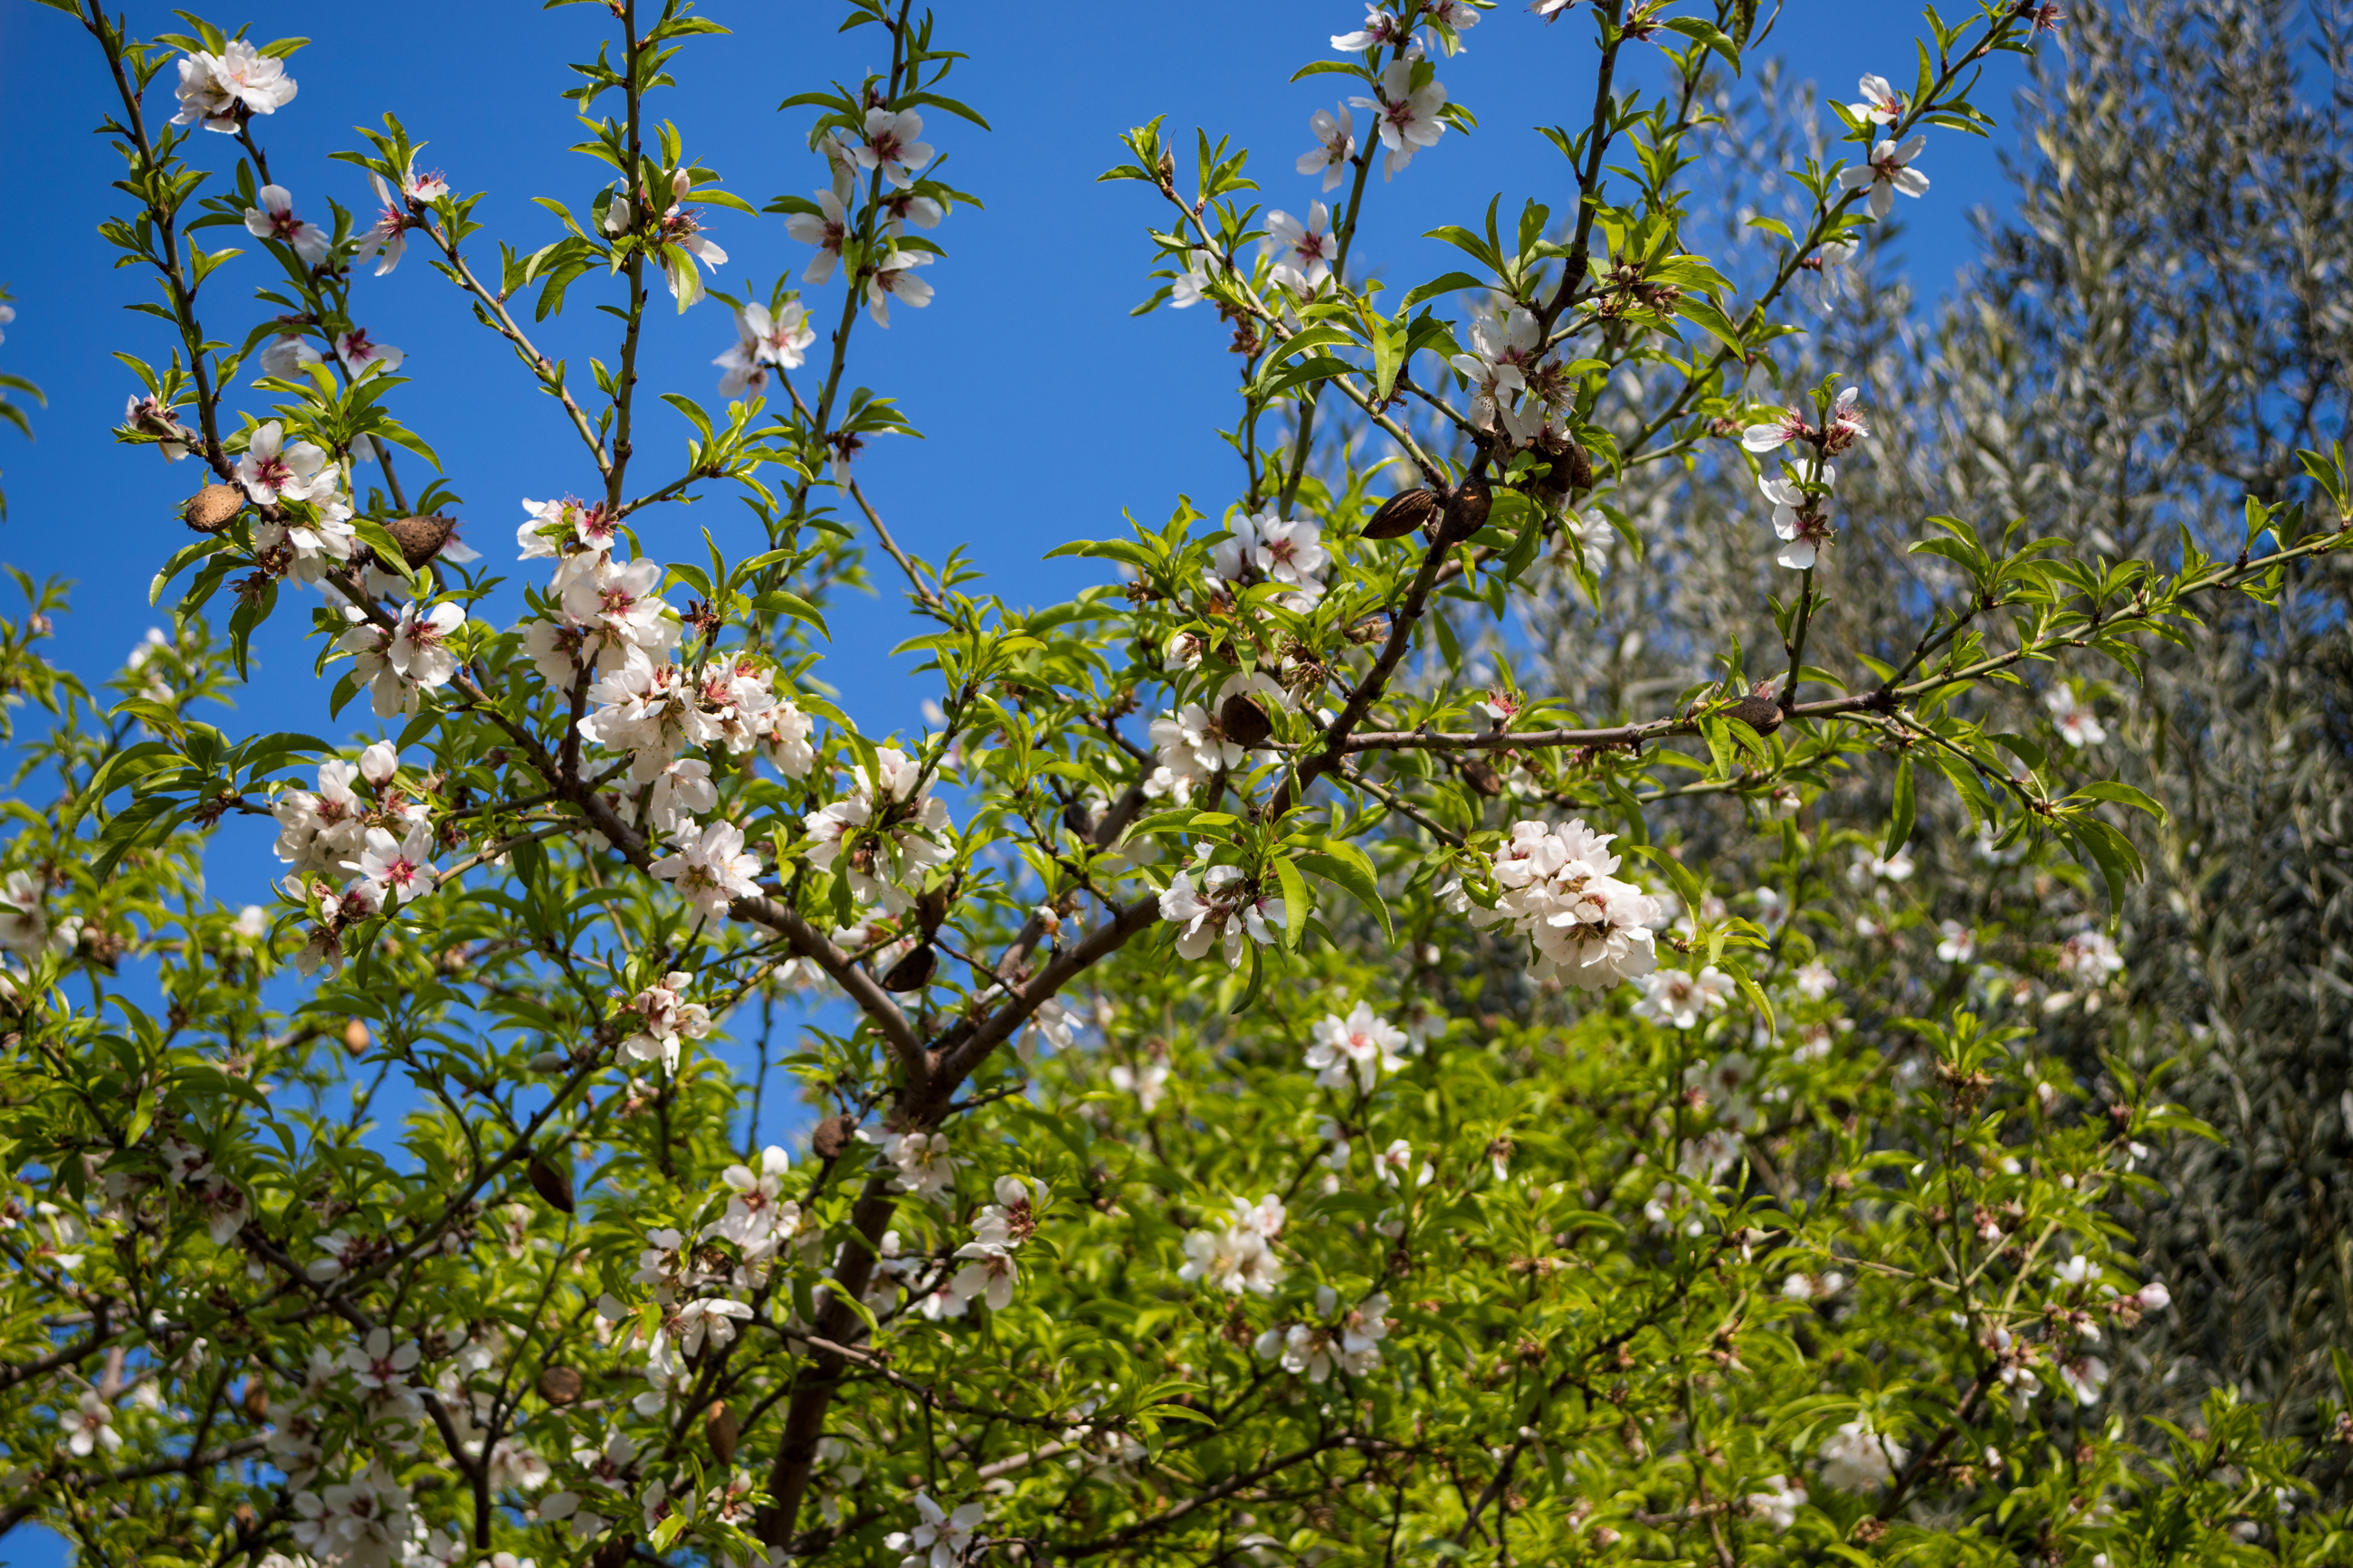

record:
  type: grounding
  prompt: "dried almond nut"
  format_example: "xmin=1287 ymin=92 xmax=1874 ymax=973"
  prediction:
xmin=527 ymin=1156 xmax=576 ymax=1214
xmin=386 ymin=514 xmax=456 ymax=569
xmin=1218 ymin=693 xmax=1274 ymax=748
xmin=1362 ymin=488 xmax=1442 ymax=540
xmin=811 ymin=1115 xmax=853 ymax=1160
xmin=881 ymin=942 xmax=938 ymax=993
xmin=1728 ymin=694 xmax=1784 ymax=736
xmin=342 ymin=1019 xmax=371 ymax=1055
xmin=537 ymin=1365 xmax=584 ymax=1405
xmin=1462 ymin=758 xmax=1504 ymax=797
xmin=705 ymin=1400 xmax=740 ymax=1463
xmin=1442 ymin=472 xmax=1493 ymax=542
xmin=183 ymin=484 xmax=244 ymax=534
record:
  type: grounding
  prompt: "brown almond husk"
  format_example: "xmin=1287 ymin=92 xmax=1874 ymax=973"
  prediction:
xmin=705 ymin=1401 xmax=740 ymax=1463
xmin=1218 ymin=693 xmax=1274 ymax=748
xmin=341 ymin=1019 xmax=371 ymax=1056
xmin=881 ymin=943 xmax=938 ymax=993
xmin=527 ymin=1156 xmax=576 ymax=1213
xmin=386 ymin=514 xmax=456 ymax=569
xmin=184 ymin=484 xmax=245 ymax=534
xmin=1728 ymin=694 xmax=1784 ymax=736
xmin=537 ymin=1366 xmax=584 ymax=1406
xmin=242 ymin=1382 xmax=270 ymax=1421
xmin=1362 ymin=488 xmax=1442 ymax=540
xmin=1442 ymin=473 xmax=1493 ymax=542
xmin=1462 ymin=757 xmax=1504 ymax=797
xmin=811 ymin=1115 xmax=853 ymax=1160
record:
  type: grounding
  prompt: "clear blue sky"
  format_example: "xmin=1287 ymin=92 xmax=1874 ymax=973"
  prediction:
xmin=0 ymin=3 xmax=2035 ymax=1561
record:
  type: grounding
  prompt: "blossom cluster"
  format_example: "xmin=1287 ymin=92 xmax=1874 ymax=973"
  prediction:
xmin=1465 ymin=818 xmax=1665 ymax=990
xmin=272 ymin=743 xmax=442 ymax=973
xmin=1177 ymin=1194 xmax=1287 ymax=1296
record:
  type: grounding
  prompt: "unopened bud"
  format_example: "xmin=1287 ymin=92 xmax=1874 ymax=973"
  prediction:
xmin=529 ymin=1050 xmax=569 ymax=1074
xmin=342 ymin=1019 xmax=370 ymax=1055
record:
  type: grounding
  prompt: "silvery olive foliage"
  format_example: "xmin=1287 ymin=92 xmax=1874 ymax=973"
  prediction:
xmin=6 ymin=2 xmax=2353 ymax=1567
xmin=1541 ymin=0 xmax=2353 ymax=1498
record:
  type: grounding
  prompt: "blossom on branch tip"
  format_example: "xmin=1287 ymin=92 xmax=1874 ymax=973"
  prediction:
xmin=171 ymin=40 xmax=296 ymax=133
xmin=1837 ymin=135 xmax=1929 ymax=221
xmin=1332 ymin=6 xmax=1407 ymax=51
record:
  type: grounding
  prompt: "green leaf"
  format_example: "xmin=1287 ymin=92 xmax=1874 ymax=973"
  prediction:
xmin=1884 ymin=756 xmax=1915 ymax=859
xmin=1401 ymin=271 xmax=1489 ymax=309
xmin=751 ymin=591 xmax=831 ymax=639
xmin=1272 ymin=857 xmax=1310 ymax=954
xmin=1294 ymin=844 xmax=1390 ymax=939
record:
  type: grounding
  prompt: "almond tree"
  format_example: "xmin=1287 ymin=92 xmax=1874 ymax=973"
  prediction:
xmin=4 ymin=3 xmax=2348 ymax=1565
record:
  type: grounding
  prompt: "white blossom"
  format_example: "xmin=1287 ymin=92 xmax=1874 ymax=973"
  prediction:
xmin=1633 ymin=966 xmax=1733 ymax=1029
xmin=1850 ymin=73 xmax=1907 ymax=127
xmin=856 ymin=107 xmax=936 ymax=190
xmin=235 ymin=421 xmax=330 ymax=506
xmin=1816 ymin=1419 xmax=1905 ymax=1492
xmin=1264 ymin=203 xmax=1337 ymax=292
xmin=2045 ymin=684 xmax=2107 ymax=747
xmin=648 ymin=821 xmax=763 ymax=919
xmin=243 ymin=185 xmax=332 ymax=266
xmin=865 ymin=248 xmax=934 ymax=327
xmin=172 ymin=40 xmax=296 ymax=133
xmin=714 ymin=300 xmax=816 ymax=395
xmin=59 ymin=1391 xmax=120 ymax=1458
xmin=1745 ymin=1474 xmax=1807 ymax=1531
xmin=1465 ymin=818 xmax=1665 ymax=990
xmin=1836 ymin=135 xmax=1929 ymax=221
xmin=1158 ymin=865 xmax=1284 ymax=966
xmin=1304 ymin=1001 xmax=1406 ymax=1093
xmin=617 ymin=972 xmax=715 ymax=1074
xmin=784 ymin=189 xmax=850 ymax=283
xmin=884 ymin=1493 xmax=984 ymax=1568
xmin=1349 ymin=60 xmax=1448 ymax=178
xmin=1298 ymin=104 xmax=1356 ymax=191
